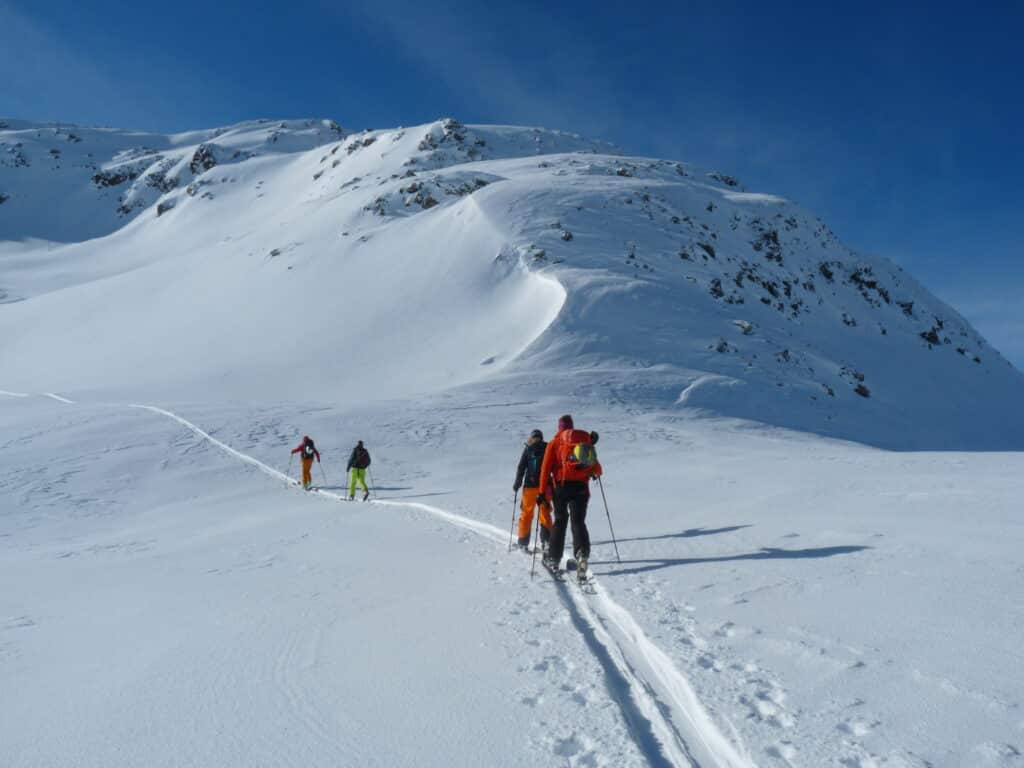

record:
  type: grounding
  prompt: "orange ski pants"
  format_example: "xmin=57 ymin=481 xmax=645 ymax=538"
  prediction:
xmin=518 ymin=487 xmax=552 ymax=539
xmin=301 ymin=457 xmax=314 ymax=487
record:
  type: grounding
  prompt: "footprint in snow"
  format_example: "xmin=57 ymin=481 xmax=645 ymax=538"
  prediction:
xmin=837 ymin=719 xmax=879 ymax=737
xmin=559 ymin=683 xmax=589 ymax=706
xmin=765 ymin=740 xmax=798 ymax=762
xmin=697 ymin=654 xmax=723 ymax=672
xmin=3 ymin=615 xmax=36 ymax=630
xmin=972 ymin=741 xmax=1022 ymax=764
xmin=715 ymin=621 xmax=737 ymax=638
xmin=552 ymin=732 xmax=599 ymax=764
xmin=532 ymin=655 xmax=573 ymax=674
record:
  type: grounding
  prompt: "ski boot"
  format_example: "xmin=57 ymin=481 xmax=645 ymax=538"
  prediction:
xmin=576 ymin=555 xmax=589 ymax=584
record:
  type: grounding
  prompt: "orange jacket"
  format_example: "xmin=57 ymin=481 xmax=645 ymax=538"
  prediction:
xmin=538 ymin=428 xmax=602 ymax=497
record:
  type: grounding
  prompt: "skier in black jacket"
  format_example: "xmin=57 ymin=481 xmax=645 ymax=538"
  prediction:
xmin=512 ymin=429 xmax=552 ymax=552
xmin=346 ymin=440 xmax=371 ymax=501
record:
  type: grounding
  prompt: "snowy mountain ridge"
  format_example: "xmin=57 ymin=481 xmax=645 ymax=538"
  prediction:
xmin=1 ymin=116 xmax=1022 ymax=449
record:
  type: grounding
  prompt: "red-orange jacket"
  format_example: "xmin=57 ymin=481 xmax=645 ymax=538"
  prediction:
xmin=538 ymin=428 xmax=602 ymax=497
xmin=291 ymin=441 xmax=321 ymax=462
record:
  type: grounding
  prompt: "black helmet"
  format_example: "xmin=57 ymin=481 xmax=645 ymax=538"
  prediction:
xmin=529 ymin=429 xmax=543 ymax=440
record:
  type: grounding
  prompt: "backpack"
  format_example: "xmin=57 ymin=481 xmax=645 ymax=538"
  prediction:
xmin=355 ymin=447 xmax=370 ymax=468
xmin=569 ymin=442 xmax=597 ymax=469
xmin=527 ymin=444 xmax=544 ymax=474
xmin=522 ymin=441 xmax=546 ymax=487
xmin=558 ymin=430 xmax=597 ymax=483
xmin=303 ymin=440 xmax=316 ymax=459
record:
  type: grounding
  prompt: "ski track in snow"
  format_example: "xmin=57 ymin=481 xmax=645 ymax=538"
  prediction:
xmin=5 ymin=392 xmax=754 ymax=768
xmin=43 ymin=392 xmax=75 ymax=404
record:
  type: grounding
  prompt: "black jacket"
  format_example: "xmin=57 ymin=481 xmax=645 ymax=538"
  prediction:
xmin=347 ymin=445 xmax=371 ymax=471
xmin=514 ymin=441 xmax=547 ymax=490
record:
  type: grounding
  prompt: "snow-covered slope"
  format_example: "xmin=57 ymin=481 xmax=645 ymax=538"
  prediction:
xmin=0 ymin=117 xmax=346 ymax=242
xmin=2 ymin=116 xmax=1024 ymax=448
xmin=2 ymin=116 xmax=1021 ymax=448
xmin=4 ymin=393 xmax=1023 ymax=768
xmin=4 ymin=117 xmax=1024 ymax=767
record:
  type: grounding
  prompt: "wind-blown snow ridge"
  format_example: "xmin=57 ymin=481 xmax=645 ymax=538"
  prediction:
xmin=17 ymin=390 xmax=751 ymax=768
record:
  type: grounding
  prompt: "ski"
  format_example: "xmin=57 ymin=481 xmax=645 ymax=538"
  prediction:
xmin=574 ymin=573 xmax=597 ymax=593
xmin=541 ymin=558 xmax=565 ymax=581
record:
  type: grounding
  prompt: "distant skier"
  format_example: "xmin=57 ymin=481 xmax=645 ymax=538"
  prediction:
xmin=291 ymin=435 xmax=321 ymax=490
xmin=538 ymin=415 xmax=602 ymax=580
xmin=346 ymin=440 xmax=371 ymax=501
xmin=513 ymin=429 xmax=552 ymax=553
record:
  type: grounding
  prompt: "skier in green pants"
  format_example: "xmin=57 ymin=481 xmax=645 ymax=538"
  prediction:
xmin=346 ymin=440 xmax=371 ymax=501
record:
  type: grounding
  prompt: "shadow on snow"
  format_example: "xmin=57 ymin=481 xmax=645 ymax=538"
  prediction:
xmin=593 ymin=545 xmax=870 ymax=577
xmin=593 ymin=524 xmax=752 ymax=547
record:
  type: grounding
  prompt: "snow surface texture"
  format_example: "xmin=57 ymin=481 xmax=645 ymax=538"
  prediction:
xmin=3 ymin=392 xmax=1023 ymax=768
xmin=3 ymin=116 xmax=1024 ymax=766
xmin=2 ymin=117 xmax=1022 ymax=448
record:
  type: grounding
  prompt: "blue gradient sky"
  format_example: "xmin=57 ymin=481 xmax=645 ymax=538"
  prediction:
xmin=2 ymin=0 xmax=1021 ymax=368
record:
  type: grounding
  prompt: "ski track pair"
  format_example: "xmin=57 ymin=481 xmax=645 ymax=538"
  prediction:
xmin=3 ymin=390 xmax=755 ymax=768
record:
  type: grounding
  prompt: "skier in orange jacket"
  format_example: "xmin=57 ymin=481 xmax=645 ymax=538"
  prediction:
xmin=291 ymin=435 xmax=321 ymax=490
xmin=538 ymin=415 xmax=602 ymax=578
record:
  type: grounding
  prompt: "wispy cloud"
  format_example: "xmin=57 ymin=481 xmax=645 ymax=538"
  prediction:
xmin=335 ymin=0 xmax=622 ymax=139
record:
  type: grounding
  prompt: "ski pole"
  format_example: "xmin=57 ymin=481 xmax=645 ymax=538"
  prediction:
xmin=319 ymin=461 xmax=328 ymax=489
xmin=287 ymin=454 xmax=294 ymax=483
xmin=508 ymin=490 xmax=519 ymax=552
xmin=368 ymin=467 xmax=376 ymax=499
xmin=597 ymin=476 xmax=621 ymax=563
xmin=530 ymin=497 xmax=542 ymax=579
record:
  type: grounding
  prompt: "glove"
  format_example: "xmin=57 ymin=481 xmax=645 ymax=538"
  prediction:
xmin=513 ymin=483 xmax=521 ymax=492
xmin=537 ymin=493 xmax=547 ymax=506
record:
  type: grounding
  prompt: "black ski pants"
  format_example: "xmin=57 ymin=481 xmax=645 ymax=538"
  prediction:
xmin=548 ymin=481 xmax=590 ymax=563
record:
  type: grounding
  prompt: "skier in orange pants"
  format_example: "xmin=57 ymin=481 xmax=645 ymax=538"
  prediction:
xmin=513 ymin=429 xmax=552 ymax=552
xmin=290 ymin=435 xmax=321 ymax=490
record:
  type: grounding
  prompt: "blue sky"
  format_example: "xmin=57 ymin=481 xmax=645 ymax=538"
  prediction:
xmin=2 ymin=0 xmax=1021 ymax=368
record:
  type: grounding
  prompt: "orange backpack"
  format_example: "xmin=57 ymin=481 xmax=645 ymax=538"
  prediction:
xmin=557 ymin=429 xmax=598 ymax=483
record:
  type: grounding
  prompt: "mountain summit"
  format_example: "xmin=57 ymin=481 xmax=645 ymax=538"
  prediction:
xmin=1 ymin=116 xmax=1021 ymax=449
